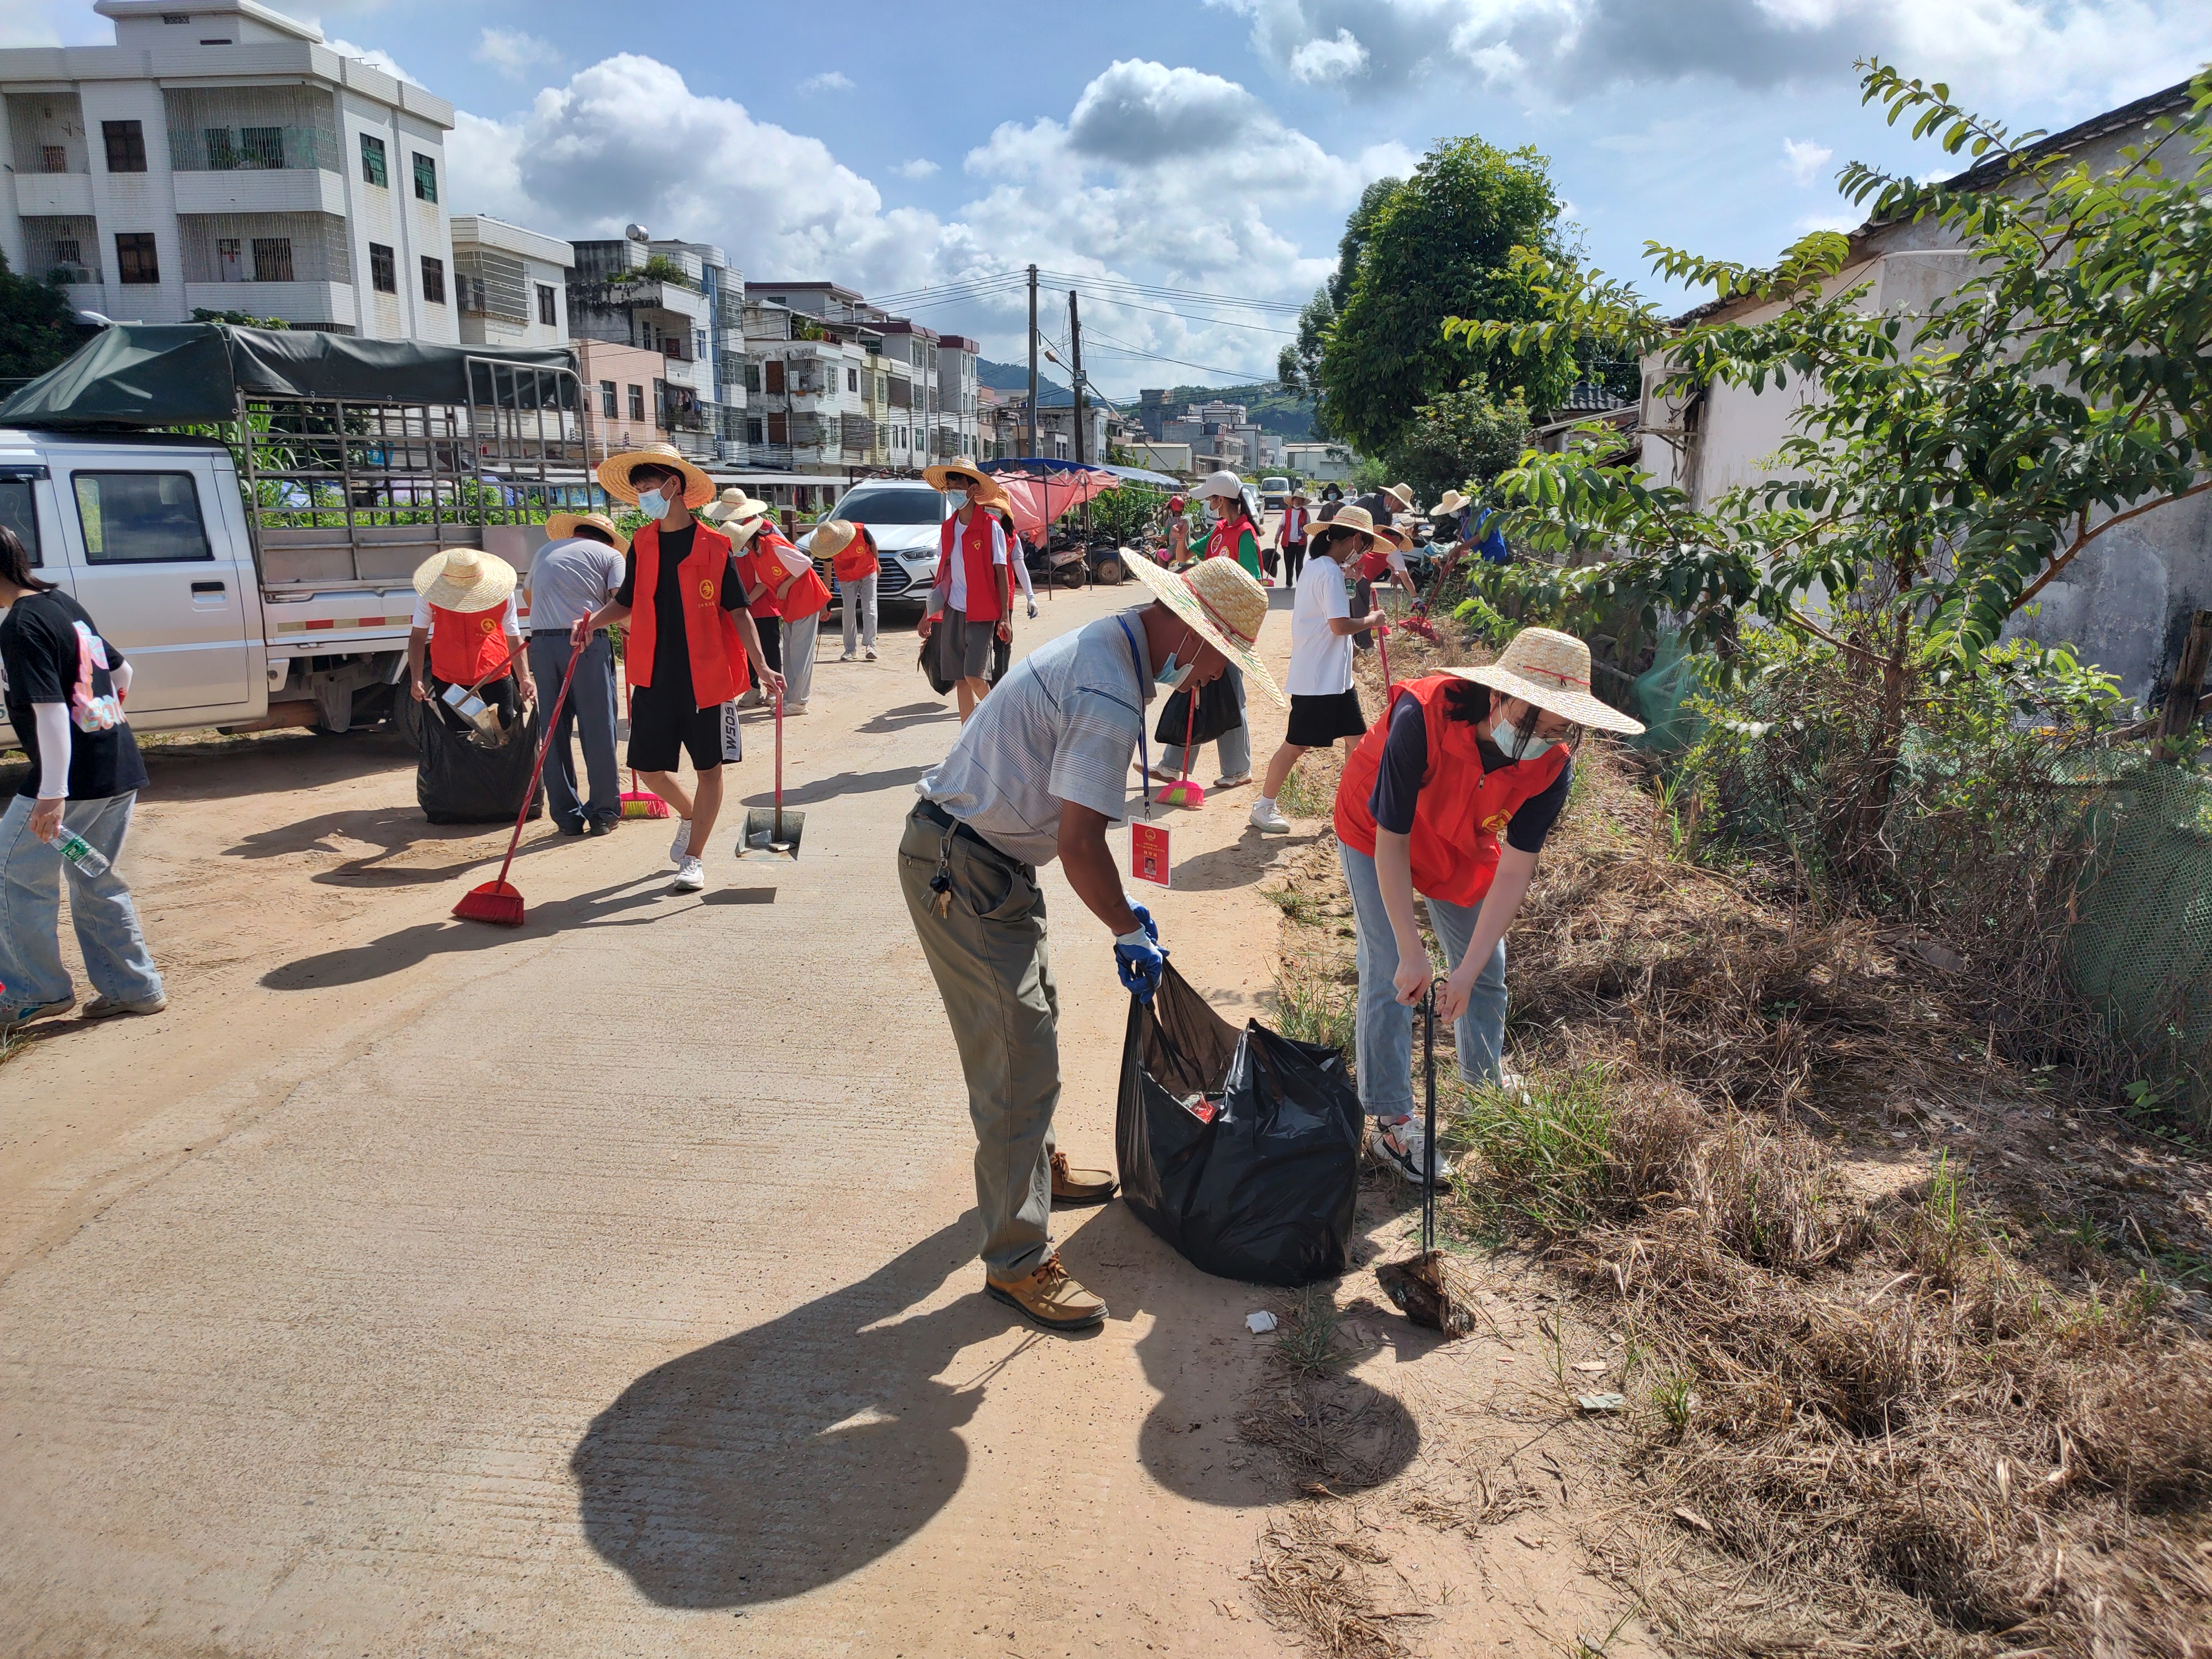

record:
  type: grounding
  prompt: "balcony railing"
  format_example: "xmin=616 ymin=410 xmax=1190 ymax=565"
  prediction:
xmin=167 ymin=124 xmax=340 ymax=173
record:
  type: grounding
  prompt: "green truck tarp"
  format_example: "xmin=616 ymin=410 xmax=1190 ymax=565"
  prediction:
xmin=0 ymin=324 xmax=578 ymax=429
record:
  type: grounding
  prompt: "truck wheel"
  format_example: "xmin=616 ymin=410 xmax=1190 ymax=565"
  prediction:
xmin=1092 ymin=554 xmax=1125 ymax=586
xmin=390 ymin=685 xmax=425 ymax=749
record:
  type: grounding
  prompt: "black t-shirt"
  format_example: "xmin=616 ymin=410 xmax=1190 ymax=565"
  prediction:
xmin=1369 ymin=693 xmax=1571 ymax=855
xmin=1 ymin=589 xmax=150 ymax=801
xmin=615 ymin=522 xmax=744 ymax=711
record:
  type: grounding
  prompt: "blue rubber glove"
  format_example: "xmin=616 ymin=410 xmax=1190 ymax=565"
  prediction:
xmin=1115 ymin=912 xmax=1168 ymax=1003
xmin=1129 ymin=902 xmax=1160 ymax=943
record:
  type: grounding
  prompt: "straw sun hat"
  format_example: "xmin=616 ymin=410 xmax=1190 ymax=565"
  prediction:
xmin=1447 ymin=627 xmax=1645 ymax=735
xmin=809 ymin=519 xmax=862 ymax=557
xmin=413 ymin=548 xmax=517 ymax=613
xmin=542 ymin=510 xmax=630 ymax=552
xmin=1121 ymin=549 xmax=1285 ymax=707
xmin=700 ymin=486 xmax=766 ymax=524
xmin=1428 ymin=489 xmax=1470 ymax=519
xmin=921 ymin=462 xmax=1007 ymax=507
xmin=1381 ymin=481 xmax=1416 ymax=513
xmin=1312 ymin=502 xmax=1390 ymax=552
xmin=594 ymin=441 xmax=716 ymax=509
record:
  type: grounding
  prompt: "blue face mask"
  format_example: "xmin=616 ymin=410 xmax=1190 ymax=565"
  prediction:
xmin=637 ymin=487 xmax=670 ymax=519
xmin=1156 ymin=629 xmax=1196 ymax=692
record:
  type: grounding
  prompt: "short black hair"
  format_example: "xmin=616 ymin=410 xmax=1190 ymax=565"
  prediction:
xmin=628 ymin=461 xmax=684 ymax=488
xmin=0 ymin=524 xmax=55 ymax=594
xmin=573 ymin=523 xmax=617 ymax=547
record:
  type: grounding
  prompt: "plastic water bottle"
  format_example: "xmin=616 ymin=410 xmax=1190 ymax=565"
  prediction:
xmin=54 ymin=830 xmax=109 ymax=879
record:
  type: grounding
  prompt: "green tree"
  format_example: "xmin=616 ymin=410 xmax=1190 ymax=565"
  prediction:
xmin=1459 ymin=62 xmax=2212 ymax=865
xmin=1319 ymin=138 xmax=1568 ymax=457
xmin=191 ymin=307 xmax=290 ymax=328
xmin=0 ymin=251 xmax=76 ymax=380
xmin=1384 ymin=376 xmax=1532 ymax=507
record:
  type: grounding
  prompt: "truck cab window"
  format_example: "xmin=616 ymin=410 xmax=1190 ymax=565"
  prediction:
xmin=72 ymin=471 xmax=212 ymax=564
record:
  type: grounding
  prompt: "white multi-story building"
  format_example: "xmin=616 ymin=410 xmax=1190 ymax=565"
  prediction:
xmin=0 ymin=0 xmax=461 ymax=339
xmin=448 ymin=216 xmax=570 ymax=349
xmin=567 ymin=231 xmax=739 ymax=463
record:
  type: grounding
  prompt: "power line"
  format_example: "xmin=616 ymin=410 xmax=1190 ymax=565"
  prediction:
xmin=1066 ymin=287 xmax=1298 ymax=337
xmin=1077 ymin=325 xmax=1282 ymax=385
xmin=1036 ymin=267 xmax=1306 ymax=314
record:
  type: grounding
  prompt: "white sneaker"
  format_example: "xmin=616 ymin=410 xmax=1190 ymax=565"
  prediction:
xmin=1250 ymin=798 xmax=1292 ymax=834
xmin=838 ymin=652 xmax=857 ymax=662
xmin=670 ymin=856 xmax=706 ymax=893
xmin=864 ymin=648 xmax=878 ymax=661
xmin=735 ymin=689 xmax=766 ymax=710
xmin=1373 ymin=1115 xmax=1452 ymax=1187
xmin=669 ymin=821 xmax=693 ymax=864
xmin=785 ymin=700 xmax=808 ymax=714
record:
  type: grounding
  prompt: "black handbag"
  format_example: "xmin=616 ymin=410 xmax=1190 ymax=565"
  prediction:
xmin=1155 ymin=671 xmax=1242 ymax=747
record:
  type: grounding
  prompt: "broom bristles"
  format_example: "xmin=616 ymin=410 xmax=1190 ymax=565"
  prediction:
xmin=452 ymin=880 xmax=525 ymax=927
xmin=620 ymin=792 xmax=672 ymax=819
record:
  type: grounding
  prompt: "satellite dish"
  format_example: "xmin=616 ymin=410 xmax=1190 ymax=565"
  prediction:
xmin=624 ymin=223 xmax=650 ymax=243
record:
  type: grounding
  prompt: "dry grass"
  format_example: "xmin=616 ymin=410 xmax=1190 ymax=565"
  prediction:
xmin=1250 ymin=1504 xmax=1421 ymax=1659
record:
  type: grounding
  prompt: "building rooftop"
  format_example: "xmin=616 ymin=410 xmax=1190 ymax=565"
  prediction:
xmin=450 ymin=217 xmax=575 ymax=269
xmin=93 ymin=0 xmax=321 ymax=43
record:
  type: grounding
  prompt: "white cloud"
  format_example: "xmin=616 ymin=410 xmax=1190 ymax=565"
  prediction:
xmin=799 ymin=70 xmax=855 ymax=93
xmin=1213 ymin=0 xmax=2212 ymax=112
xmin=444 ymin=54 xmax=1389 ymax=390
xmin=1793 ymin=210 xmax=1861 ymax=232
xmin=896 ymin=158 xmax=942 ymax=179
xmin=1289 ymin=27 xmax=1371 ymax=82
xmin=324 ymin=35 xmax=419 ymax=86
xmin=1782 ymin=136 xmax=1833 ymax=185
xmin=474 ymin=27 xmax=561 ymax=80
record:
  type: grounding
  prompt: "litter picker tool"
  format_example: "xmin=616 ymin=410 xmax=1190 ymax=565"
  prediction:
xmin=617 ymin=653 xmax=672 ymax=819
xmin=452 ymin=634 xmax=586 ymax=927
xmin=1154 ymin=684 xmax=1204 ymax=809
xmin=738 ymin=688 xmax=805 ymax=859
xmin=1376 ymin=982 xmax=1480 ymax=1336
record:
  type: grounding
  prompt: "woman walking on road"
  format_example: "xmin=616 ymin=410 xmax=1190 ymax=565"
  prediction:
xmin=0 ymin=525 xmax=165 ymax=1026
xmin=1332 ymin=628 xmax=1643 ymax=1186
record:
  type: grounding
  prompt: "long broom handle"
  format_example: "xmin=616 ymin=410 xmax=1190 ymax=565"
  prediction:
xmin=1422 ymin=983 xmax=1437 ymax=1255
xmin=487 ymin=635 xmax=586 ymax=890
xmin=772 ymin=687 xmax=784 ymax=839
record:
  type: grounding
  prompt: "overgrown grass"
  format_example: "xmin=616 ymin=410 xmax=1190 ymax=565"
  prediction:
xmin=1266 ymin=886 xmax=1323 ymax=926
xmin=1275 ymin=964 xmax=1355 ymax=1061
xmin=1273 ymin=1284 xmax=1347 ymax=1378
xmin=1277 ymin=761 xmax=1333 ymax=819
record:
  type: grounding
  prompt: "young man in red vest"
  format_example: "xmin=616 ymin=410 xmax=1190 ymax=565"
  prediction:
xmin=1332 ymin=629 xmax=1644 ymax=1186
xmin=916 ymin=463 xmax=1011 ymax=724
xmin=573 ymin=446 xmax=781 ymax=893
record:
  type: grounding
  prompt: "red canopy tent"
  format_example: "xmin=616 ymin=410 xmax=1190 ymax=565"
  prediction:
xmin=988 ymin=465 xmax=1118 ymax=546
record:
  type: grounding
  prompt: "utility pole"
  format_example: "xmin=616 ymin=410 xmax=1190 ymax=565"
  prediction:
xmin=1068 ymin=288 xmax=1087 ymax=467
xmin=1025 ymin=264 xmax=1039 ymax=460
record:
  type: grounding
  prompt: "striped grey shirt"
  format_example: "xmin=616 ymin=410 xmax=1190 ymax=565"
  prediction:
xmin=917 ymin=608 xmax=1156 ymax=867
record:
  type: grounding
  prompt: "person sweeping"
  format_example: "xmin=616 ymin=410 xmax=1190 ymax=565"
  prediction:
xmin=901 ymin=554 xmax=1281 ymax=1332
xmin=572 ymin=444 xmax=781 ymax=894
xmin=1332 ymin=628 xmax=1644 ymax=1186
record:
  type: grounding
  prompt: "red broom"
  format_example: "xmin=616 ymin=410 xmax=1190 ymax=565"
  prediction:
xmin=618 ymin=656 xmax=671 ymax=819
xmin=1154 ymin=681 xmax=1206 ymax=808
xmin=453 ymin=635 xmax=587 ymax=927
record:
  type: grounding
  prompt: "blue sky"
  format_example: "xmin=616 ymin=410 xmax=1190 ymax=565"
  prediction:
xmin=12 ymin=1 xmax=2208 ymax=396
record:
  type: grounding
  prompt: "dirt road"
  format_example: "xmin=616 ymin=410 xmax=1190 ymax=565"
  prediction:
xmin=0 ymin=579 xmax=1329 ymax=1656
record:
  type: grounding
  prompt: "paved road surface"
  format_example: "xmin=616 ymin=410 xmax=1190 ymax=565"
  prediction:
xmin=0 ymin=577 xmax=1344 ymax=1656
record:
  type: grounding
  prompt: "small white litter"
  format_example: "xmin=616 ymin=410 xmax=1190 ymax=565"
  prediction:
xmin=1246 ymin=1311 xmax=1279 ymax=1334
xmin=1575 ymin=1392 xmax=1627 ymax=1413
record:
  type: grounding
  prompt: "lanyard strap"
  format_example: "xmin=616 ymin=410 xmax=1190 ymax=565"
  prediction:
xmin=1115 ymin=615 xmax=1151 ymax=818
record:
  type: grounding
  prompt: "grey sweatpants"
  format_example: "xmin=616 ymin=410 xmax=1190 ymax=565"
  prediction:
xmin=897 ymin=803 xmax=1060 ymax=1282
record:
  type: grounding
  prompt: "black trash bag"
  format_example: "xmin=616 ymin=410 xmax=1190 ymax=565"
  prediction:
xmin=919 ymin=617 xmax=957 ymax=696
xmin=1154 ymin=672 xmax=1243 ymax=748
xmin=1116 ymin=963 xmax=1364 ymax=1287
xmin=418 ymin=694 xmax=545 ymax=825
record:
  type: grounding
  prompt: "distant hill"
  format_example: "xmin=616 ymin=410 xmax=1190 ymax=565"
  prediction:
xmin=976 ymin=361 xmax=1316 ymax=438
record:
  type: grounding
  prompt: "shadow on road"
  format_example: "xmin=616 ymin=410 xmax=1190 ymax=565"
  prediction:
xmin=258 ymin=869 xmax=757 ymax=988
xmin=739 ymin=764 xmax=929 ymax=809
xmin=571 ymin=1216 xmax=1032 ymax=1608
xmin=855 ymin=701 xmax=956 ymax=736
xmin=1159 ymin=828 xmax=1317 ymax=893
xmin=222 ymin=805 xmax=571 ymax=886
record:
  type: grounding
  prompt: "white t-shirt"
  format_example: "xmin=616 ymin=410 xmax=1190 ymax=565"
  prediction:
xmin=1286 ymin=552 xmax=1354 ymax=697
xmin=411 ymin=592 xmax=519 ymax=632
xmin=941 ymin=515 xmax=1008 ymax=612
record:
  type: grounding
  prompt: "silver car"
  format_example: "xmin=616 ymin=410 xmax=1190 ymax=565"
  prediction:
xmin=812 ymin=479 xmax=951 ymax=612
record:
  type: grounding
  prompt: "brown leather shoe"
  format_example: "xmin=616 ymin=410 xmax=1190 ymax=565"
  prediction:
xmin=985 ymin=1253 xmax=1107 ymax=1331
xmin=1050 ymin=1150 xmax=1117 ymax=1206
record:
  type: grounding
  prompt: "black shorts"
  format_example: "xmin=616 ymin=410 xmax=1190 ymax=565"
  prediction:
xmin=1286 ymin=688 xmax=1369 ymax=748
xmin=628 ymin=678 xmax=722 ymax=773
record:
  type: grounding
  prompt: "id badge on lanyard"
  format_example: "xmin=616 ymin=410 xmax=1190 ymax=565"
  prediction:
xmin=1117 ymin=617 xmax=1171 ymax=888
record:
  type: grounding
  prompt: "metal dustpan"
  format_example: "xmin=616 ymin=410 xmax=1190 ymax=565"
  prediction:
xmin=738 ymin=690 xmax=805 ymax=859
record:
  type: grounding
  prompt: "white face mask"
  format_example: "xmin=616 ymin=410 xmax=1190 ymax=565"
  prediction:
xmin=637 ymin=487 xmax=670 ymax=519
xmin=946 ymin=489 xmax=968 ymax=512
xmin=1501 ymin=707 xmax=1559 ymax=762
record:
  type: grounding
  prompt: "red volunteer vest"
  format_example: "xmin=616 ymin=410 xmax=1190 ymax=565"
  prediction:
xmin=1281 ymin=507 xmax=1309 ymax=542
xmin=1203 ymin=518 xmax=1239 ymax=559
xmin=625 ymin=518 xmax=747 ymax=707
xmin=831 ymin=526 xmax=879 ymax=584
xmin=1334 ymin=675 xmax=1572 ymax=908
xmin=1356 ymin=544 xmax=1397 ymax=581
xmin=937 ymin=510 xmax=1004 ymax=622
xmin=748 ymin=528 xmax=830 ymax=621
xmin=429 ymin=602 xmax=510 ymax=685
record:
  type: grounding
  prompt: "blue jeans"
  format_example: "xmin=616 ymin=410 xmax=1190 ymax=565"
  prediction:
xmin=1337 ymin=837 xmax=1507 ymax=1118
xmin=529 ymin=631 xmax=619 ymax=828
xmin=1160 ymin=664 xmax=1251 ymax=781
xmin=0 ymin=791 xmax=164 ymax=1014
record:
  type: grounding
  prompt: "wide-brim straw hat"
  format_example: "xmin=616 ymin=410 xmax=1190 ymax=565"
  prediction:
xmin=1121 ymin=549 xmax=1285 ymax=707
xmin=413 ymin=547 xmax=517 ymax=613
xmin=1311 ymin=503 xmax=1389 ymax=552
xmin=810 ymin=519 xmax=860 ymax=559
xmin=1377 ymin=522 xmax=1414 ymax=552
xmin=596 ymin=442 xmax=716 ymax=509
xmin=1445 ymin=627 xmax=1645 ymax=735
xmin=1382 ymin=481 xmax=1416 ymax=513
xmin=1429 ymin=489 xmax=1469 ymax=519
xmin=1194 ymin=468 xmax=1244 ymax=501
xmin=542 ymin=510 xmax=629 ymax=552
xmin=921 ymin=462 xmax=1007 ymax=507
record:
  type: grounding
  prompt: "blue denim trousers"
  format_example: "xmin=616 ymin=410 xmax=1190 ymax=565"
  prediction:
xmin=528 ymin=631 xmax=619 ymax=829
xmin=1336 ymin=837 xmax=1507 ymax=1118
xmin=0 ymin=790 xmax=164 ymax=1014
xmin=1159 ymin=664 xmax=1251 ymax=780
